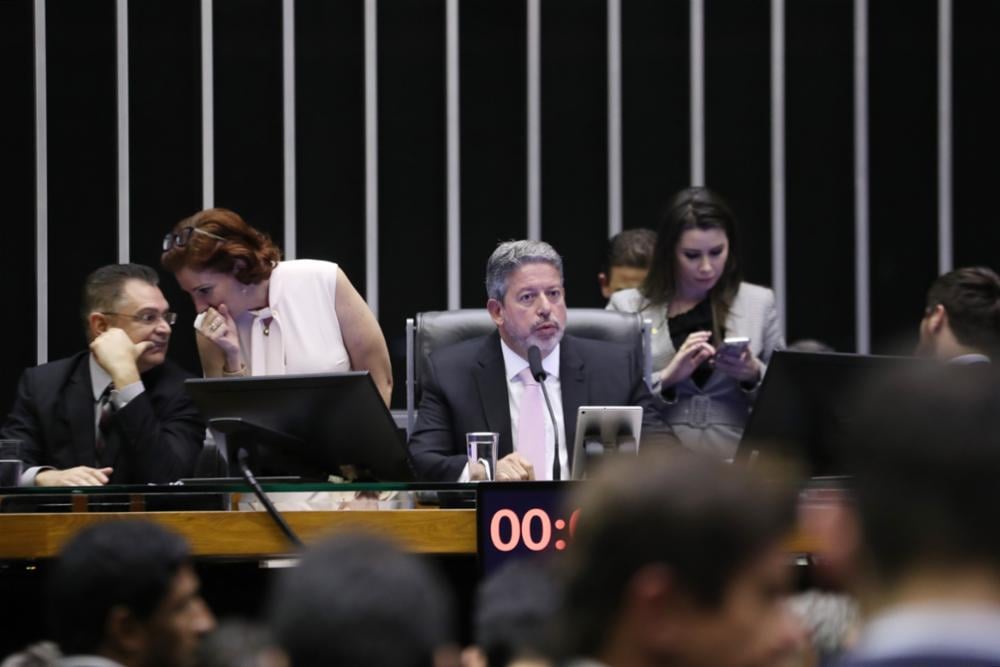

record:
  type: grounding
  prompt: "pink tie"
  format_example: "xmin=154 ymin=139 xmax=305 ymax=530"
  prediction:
xmin=517 ymin=368 xmax=549 ymax=481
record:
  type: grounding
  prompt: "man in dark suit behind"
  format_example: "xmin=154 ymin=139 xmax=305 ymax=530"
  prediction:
xmin=1 ymin=263 xmax=204 ymax=486
xmin=828 ymin=365 xmax=1000 ymax=667
xmin=916 ymin=266 xmax=1000 ymax=363
xmin=409 ymin=240 xmax=673 ymax=482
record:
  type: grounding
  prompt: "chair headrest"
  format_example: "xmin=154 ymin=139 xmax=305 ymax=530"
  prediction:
xmin=412 ymin=309 xmax=643 ymax=400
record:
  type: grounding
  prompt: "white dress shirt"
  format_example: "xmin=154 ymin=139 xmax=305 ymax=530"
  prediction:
xmin=458 ymin=340 xmax=569 ymax=481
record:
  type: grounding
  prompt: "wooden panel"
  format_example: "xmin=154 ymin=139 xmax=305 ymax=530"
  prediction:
xmin=0 ymin=509 xmax=476 ymax=559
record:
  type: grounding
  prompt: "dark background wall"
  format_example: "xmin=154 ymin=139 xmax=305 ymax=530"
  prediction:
xmin=2 ymin=0 xmax=998 ymax=412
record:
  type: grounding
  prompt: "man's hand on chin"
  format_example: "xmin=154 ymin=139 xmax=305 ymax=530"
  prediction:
xmin=36 ymin=466 xmax=113 ymax=487
xmin=90 ymin=328 xmax=153 ymax=387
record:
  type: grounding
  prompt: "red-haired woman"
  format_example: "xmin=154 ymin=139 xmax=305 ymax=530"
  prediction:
xmin=161 ymin=208 xmax=392 ymax=406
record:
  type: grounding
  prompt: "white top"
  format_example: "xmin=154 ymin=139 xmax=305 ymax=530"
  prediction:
xmin=234 ymin=260 xmax=351 ymax=376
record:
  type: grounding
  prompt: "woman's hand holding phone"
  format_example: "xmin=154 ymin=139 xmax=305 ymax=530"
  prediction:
xmin=660 ymin=330 xmax=716 ymax=388
xmin=713 ymin=338 xmax=761 ymax=384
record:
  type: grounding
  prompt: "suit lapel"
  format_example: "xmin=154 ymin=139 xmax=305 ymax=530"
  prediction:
xmin=559 ymin=336 xmax=587 ymax=469
xmin=472 ymin=333 xmax=514 ymax=458
xmin=59 ymin=357 xmax=98 ymax=468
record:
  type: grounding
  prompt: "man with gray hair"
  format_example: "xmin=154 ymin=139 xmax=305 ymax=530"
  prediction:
xmin=1 ymin=263 xmax=204 ymax=486
xmin=409 ymin=240 xmax=671 ymax=481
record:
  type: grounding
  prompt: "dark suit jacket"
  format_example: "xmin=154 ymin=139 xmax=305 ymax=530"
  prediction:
xmin=0 ymin=351 xmax=205 ymax=484
xmin=408 ymin=332 xmax=673 ymax=481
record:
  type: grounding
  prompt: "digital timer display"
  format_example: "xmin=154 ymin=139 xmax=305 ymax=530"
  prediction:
xmin=489 ymin=507 xmax=580 ymax=552
xmin=476 ymin=481 xmax=580 ymax=574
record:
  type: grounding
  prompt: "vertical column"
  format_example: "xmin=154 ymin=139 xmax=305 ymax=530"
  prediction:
xmin=365 ymin=0 xmax=378 ymax=316
xmin=771 ymin=0 xmax=785 ymax=333
xmin=607 ymin=0 xmax=622 ymax=237
xmin=116 ymin=0 xmax=129 ymax=262
xmin=690 ymin=0 xmax=704 ymax=186
xmin=938 ymin=0 xmax=952 ymax=274
xmin=527 ymin=0 xmax=541 ymax=240
xmin=283 ymin=0 xmax=296 ymax=259
xmin=854 ymin=0 xmax=870 ymax=353
xmin=201 ymin=0 xmax=214 ymax=209
xmin=446 ymin=0 xmax=460 ymax=309
xmin=34 ymin=0 xmax=48 ymax=364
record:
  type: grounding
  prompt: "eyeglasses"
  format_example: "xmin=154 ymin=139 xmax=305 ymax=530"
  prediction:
xmin=162 ymin=226 xmax=227 ymax=251
xmin=102 ymin=310 xmax=178 ymax=326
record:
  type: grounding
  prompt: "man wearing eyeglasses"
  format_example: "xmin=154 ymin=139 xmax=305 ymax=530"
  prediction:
xmin=1 ymin=264 xmax=205 ymax=486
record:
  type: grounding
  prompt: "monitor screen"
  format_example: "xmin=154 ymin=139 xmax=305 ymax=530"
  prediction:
xmin=185 ymin=371 xmax=413 ymax=481
xmin=736 ymin=351 xmax=921 ymax=477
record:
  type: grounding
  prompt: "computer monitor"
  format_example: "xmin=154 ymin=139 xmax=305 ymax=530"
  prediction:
xmin=185 ymin=371 xmax=414 ymax=481
xmin=735 ymin=350 xmax=920 ymax=477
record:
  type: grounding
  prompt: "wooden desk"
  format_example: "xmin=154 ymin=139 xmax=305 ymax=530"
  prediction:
xmin=0 ymin=509 xmax=477 ymax=559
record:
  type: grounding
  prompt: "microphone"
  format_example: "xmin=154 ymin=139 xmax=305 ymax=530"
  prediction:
xmin=527 ymin=345 xmax=546 ymax=382
xmin=237 ymin=448 xmax=303 ymax=548
xmin=527 ymin=345 xmax=561 ymax=481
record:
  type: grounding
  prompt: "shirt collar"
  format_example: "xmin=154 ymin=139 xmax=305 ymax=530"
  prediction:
xmin=88 ymin=355 xmax=113 ymax=401
xmin=854 ymin=603 xmax=1000 ymax=660
xmin=500 ymin=338 xmax=560 ymax=382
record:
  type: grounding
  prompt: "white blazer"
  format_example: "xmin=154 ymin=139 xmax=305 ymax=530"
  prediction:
xmin=608 ymin=282 xmax=785 ymax=460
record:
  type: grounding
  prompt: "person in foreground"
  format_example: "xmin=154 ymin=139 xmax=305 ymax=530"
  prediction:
xmin=408 ymin=240 xmax=674 ymax=482
xmin=0 ymin=264 xmax=205 ymax=486
xmin=607 ymin=187 xmax=784 ymax=460
xmin=598 ymin=228 xmax=657 ymax=301
xmin=48 ymin=521 xmax=215 ymax=667
xmin=161 ymin=208 xmax=392 ymax=406
xmin=828 ymin=366 xmax=1000 ymax=667
xmin=916 ymin=266 xmax=1000 ymax=363
xmin=267 ymin=532 xmax=457 ymax=667
xmin=555 ymin=449 xmax=806 ymax=667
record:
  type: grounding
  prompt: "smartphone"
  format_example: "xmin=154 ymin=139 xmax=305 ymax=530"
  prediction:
xmin=716 ymin=337 xmax=750 ymax=358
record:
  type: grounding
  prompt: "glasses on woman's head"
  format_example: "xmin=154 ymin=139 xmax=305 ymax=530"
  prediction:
xmin=162 ymin=226 xmax=227 ymax=252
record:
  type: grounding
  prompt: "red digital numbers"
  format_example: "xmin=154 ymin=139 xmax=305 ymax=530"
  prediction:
xmin=489 ymin=508 xmax=580 ymax=552
xmin=490 ymin=509 xmax=521 ymax=552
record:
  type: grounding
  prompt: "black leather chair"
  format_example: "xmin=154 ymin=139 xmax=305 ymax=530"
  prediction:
xmin=405 ymin=308 xmax=653 ymax=435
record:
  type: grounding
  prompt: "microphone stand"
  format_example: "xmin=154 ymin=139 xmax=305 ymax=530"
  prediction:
xmin=528 ymin=346 xmax=562 ymax=481
xmin=237 ymin=448 xmax=304 ymax=549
